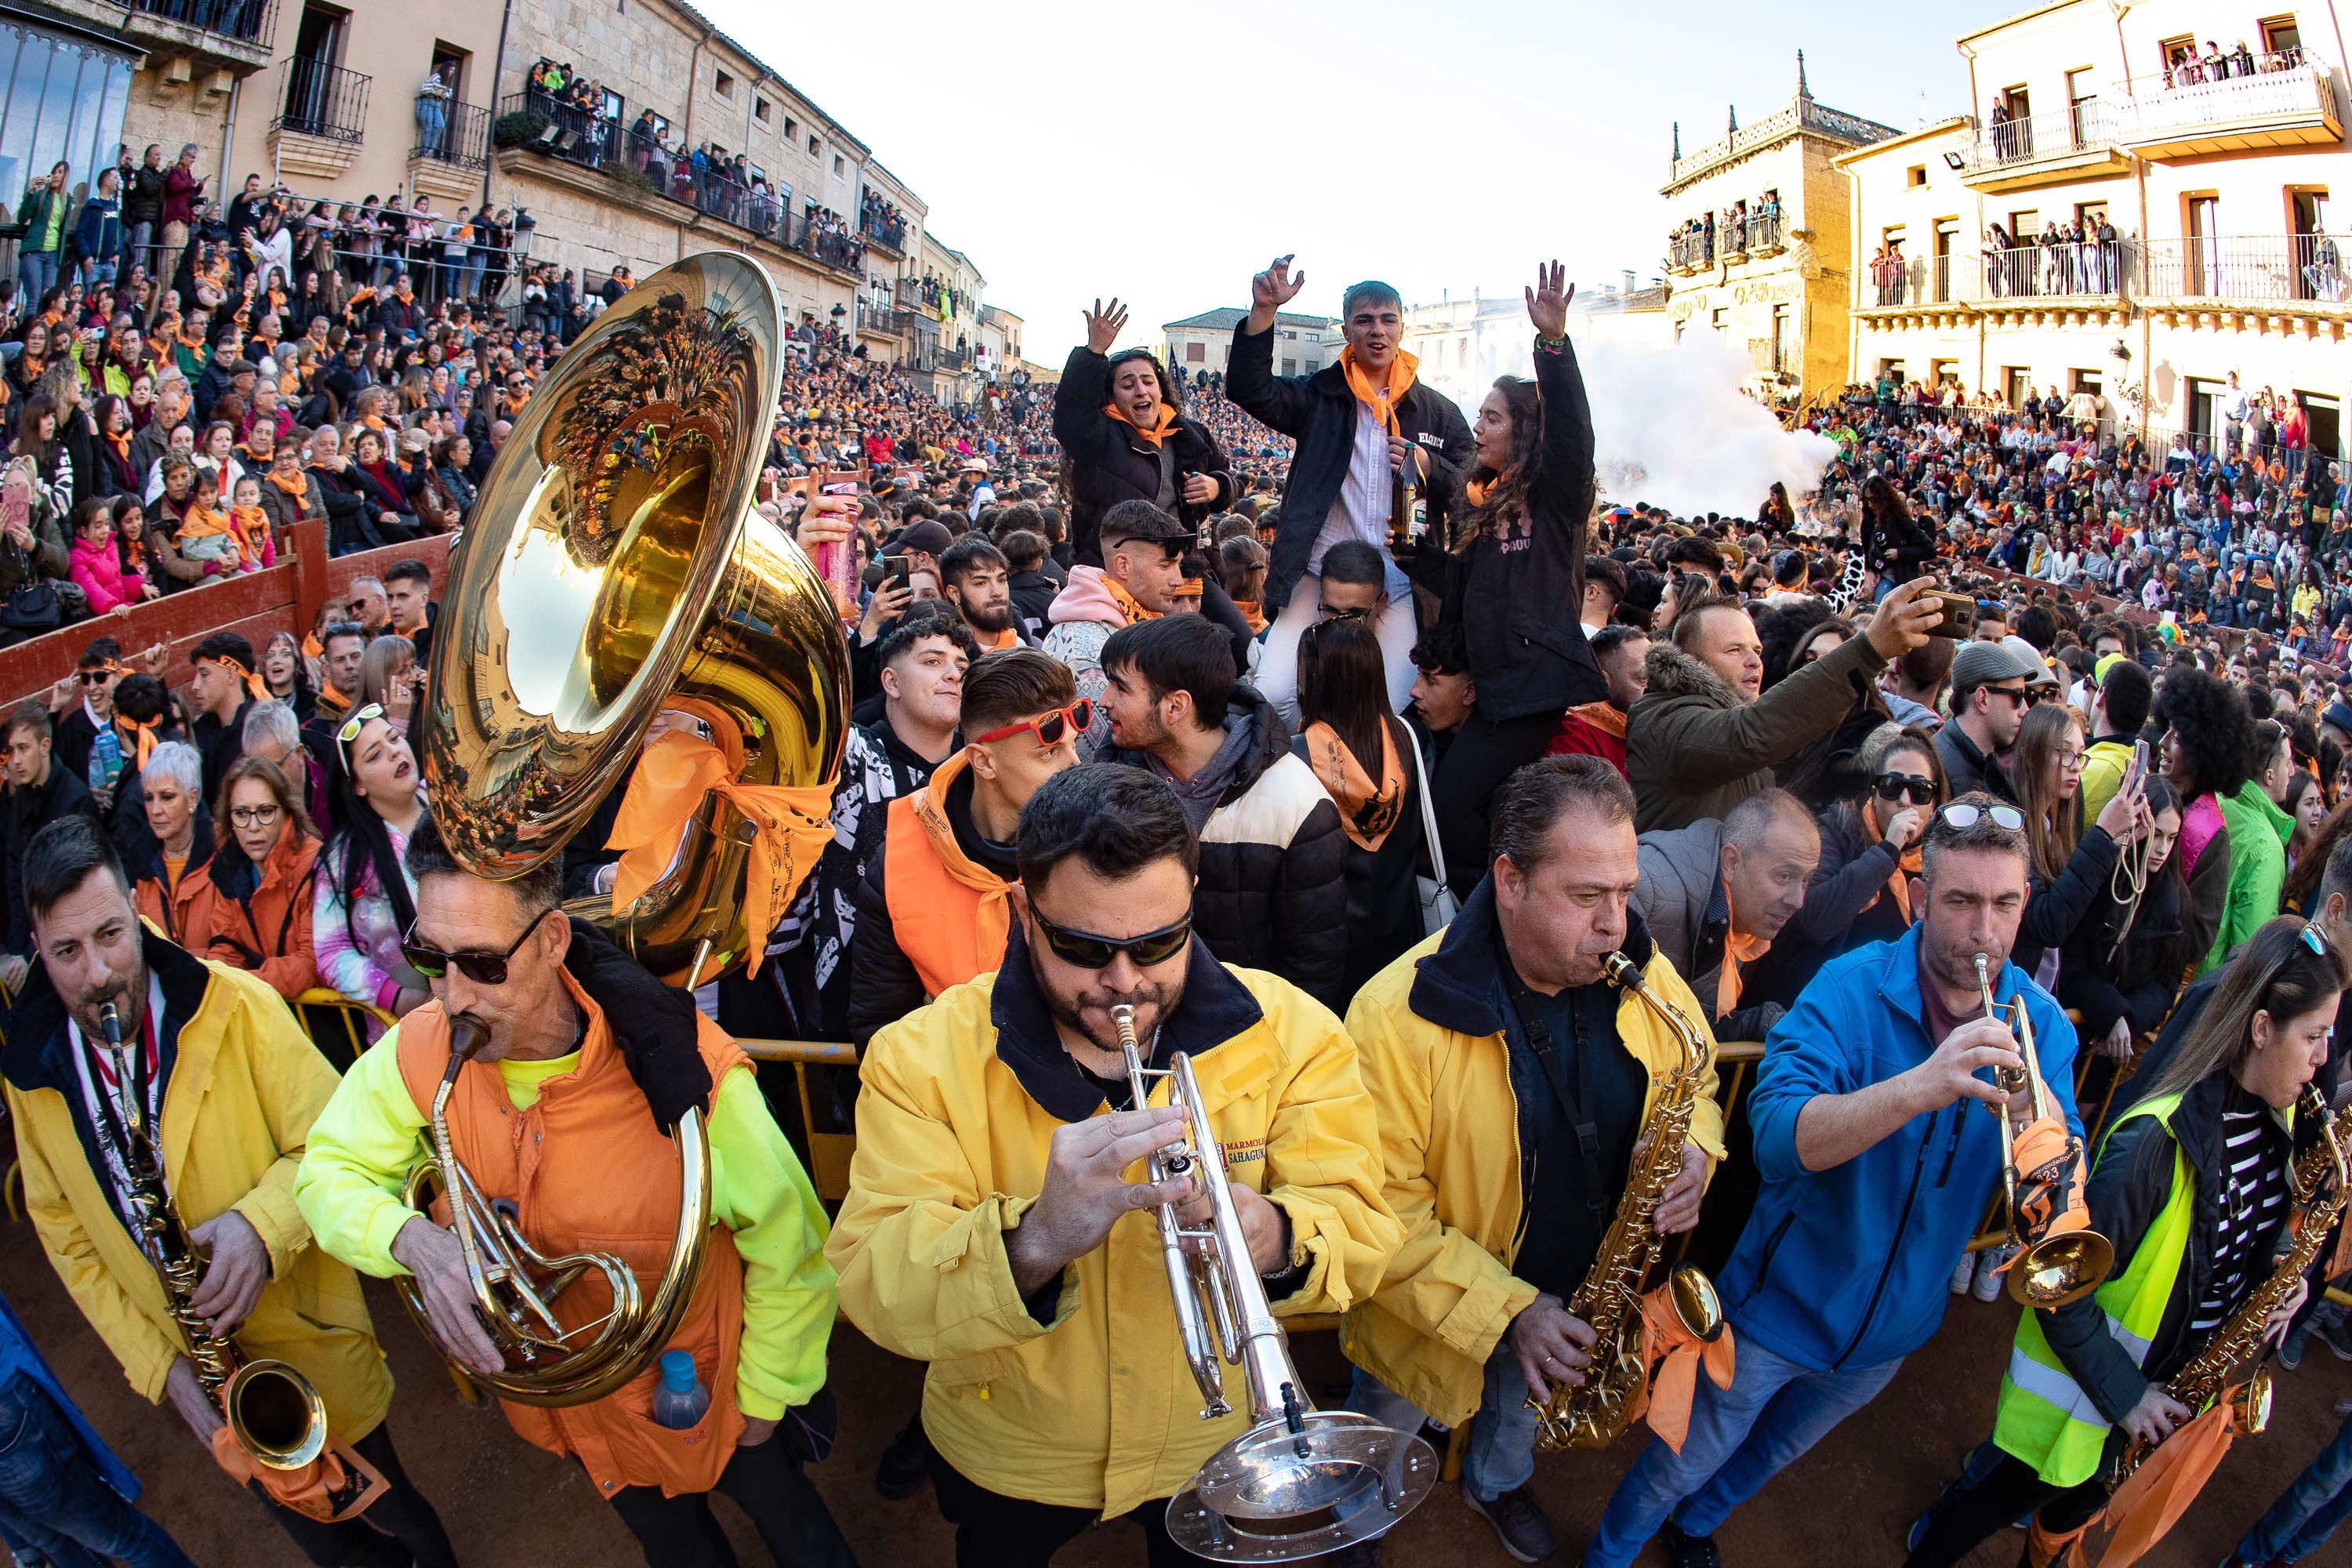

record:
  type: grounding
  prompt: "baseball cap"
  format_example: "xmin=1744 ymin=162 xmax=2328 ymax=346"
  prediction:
xmin=2325 ymin=702 xmax=2352 ymax=737
xmin=1950 ymin=639 xmax=2039 ymax=696
xmin=895 ymin=519 xmax=955 ymax=557
xmin=2002 ymin=636 xmax=2058 ymax=688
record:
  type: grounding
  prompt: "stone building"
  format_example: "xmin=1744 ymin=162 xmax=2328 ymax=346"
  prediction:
xmin=1661 ymin=53 xmax=1900 ymax=404
xmin=1160 ymin=307 xmax=1335 ymax=383
xmin=1842 ymin=0 xmax=2349 ymax=463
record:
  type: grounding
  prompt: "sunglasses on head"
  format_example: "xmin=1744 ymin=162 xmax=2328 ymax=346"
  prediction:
xmin=971 ymin=697 xmax=1094 ymax=749
xmin=1871 ymin=772 xmax=1938 ymax=807
xmin=1029 ymin=909 xmax=1192 ymax=971
xmin=401 ymin=907 xmax=552 ymax=986
xmin=333 ymin=702 xmax=387 ymax=772
xmin=1939 ymin=802 xmax=2025 ymax=832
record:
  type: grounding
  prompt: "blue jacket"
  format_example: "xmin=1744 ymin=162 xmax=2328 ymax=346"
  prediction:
xmin=1 ymin=1288 xmax=139 ymax=1500
xmin=1714 ymin=924 xmax=2081 ymax=1373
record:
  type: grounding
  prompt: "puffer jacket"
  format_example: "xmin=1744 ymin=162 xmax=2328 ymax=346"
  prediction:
xmin=1339 ymin=891 xmax=1723 ymax=1427
xmin=1225 ymin=323 xmax=1473 ymax=617
xmin=183 ymin=827 xmax=323 ymax=1000
xmin=1053 ymin=346 xmax=1234 ymax=565
xmin=68 ymin=535 xmax=142 ymax=615
xmin=1624 ymin=632 xmax=1887 ymax=833
xmin=1106 ymin=688 xmax=1348 ymax=1011
xmin=828 ymin=927 xmax=1396 ymax=1517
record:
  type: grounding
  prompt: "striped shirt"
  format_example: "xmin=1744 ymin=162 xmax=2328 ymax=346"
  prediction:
xmin=2190 ymin=1090 xmax=2291 ymax=1334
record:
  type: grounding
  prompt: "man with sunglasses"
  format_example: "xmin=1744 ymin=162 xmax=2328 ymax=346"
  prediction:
xmin=848 ymin=650 xmax=1080 ymax=1046
xmin=1586 ymin=797 xmax=2079 ymax=1568
xmin=1933 ymin=640 xmax=2036 ymax=802
xmin=294 ymin=816 xmax=855 ymax=1568
xmin=828 ymin=763 xmax=1395 ymax=1563
xmin=47 ymin=636 xmax=161 ymax=789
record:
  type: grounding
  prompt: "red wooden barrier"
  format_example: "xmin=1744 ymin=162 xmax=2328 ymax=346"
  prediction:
xmin=0 ymin=525 xmax=453 ymax=713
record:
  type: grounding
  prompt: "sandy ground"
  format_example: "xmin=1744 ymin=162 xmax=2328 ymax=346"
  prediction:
xmin=5 ymin=1214 xmax=2344 ymax=1568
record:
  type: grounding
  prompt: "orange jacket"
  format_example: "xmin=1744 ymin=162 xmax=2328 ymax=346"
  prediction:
xmin=880 ymin=753 xmax=1013 ymax=999
xmin=392 ymin=978 xmax=752 ymax=1497
xmin=134 ymin=856 xmax=209 ymax=946
xmin=181 ymin=830 xmax=323 ymax=1000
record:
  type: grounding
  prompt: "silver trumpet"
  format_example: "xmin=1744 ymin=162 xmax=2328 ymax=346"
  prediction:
xmin=1113 ymin=1004 xmax=1436 ymax=1562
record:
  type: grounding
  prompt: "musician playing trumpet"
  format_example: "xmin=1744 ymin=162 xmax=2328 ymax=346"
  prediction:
xmin=1905 ymin=915 xmax=2339 ymax=1568
xmin=826 ymin=763 xmax=1397 ymax=1566
xmin=2 ymin=816 xmax=456 ymax=1568
xmin=292 ymin=816 xmax=856 ymax=1568
xmin=1341 ymin=757 xmax=1724 ymax=1566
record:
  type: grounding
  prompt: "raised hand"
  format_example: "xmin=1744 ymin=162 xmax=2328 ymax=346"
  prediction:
xmin=1526 ymin=260 xmax=1576 ymax=340
xmin=1082 ymin=298 xmax=1128 ymax=355
xmin=1251 ymin=255 xmax=1305 ymax=312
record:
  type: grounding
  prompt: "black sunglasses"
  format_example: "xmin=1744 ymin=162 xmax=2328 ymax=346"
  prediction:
xmin=1872 ymin=772 xmax=1938 ymax=807
xmin=401 ymin=908 xmax=552 ymax=986
xmin=1029 ymin=909 xmax=1192 ymax=971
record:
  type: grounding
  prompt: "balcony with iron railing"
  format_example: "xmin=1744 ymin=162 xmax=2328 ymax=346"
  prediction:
xmin=274 ymin=57 xmax=370 ymax=144
xmin=495 ymin=89 xmax=620 ymax=171
xmin=2140 ymin=234 xmax=2352 ymax=308
xmin=859 ymin=212 xmax=907 ymax=254
xmin=1860 ymin=240 xmax=2143 ymax=311
xmin=789 ymin=212 xmax=863 ymax=276
xmin=1961 ymin=101 xmax=2132 ymax=191
xmin=122 ymin=0 xmax=277 ymax=71
xmin=412 ymin=97 xmax=492 ymax=175
xmin=2114 ymin=59 xmax=2345 ymax=158
xmin=855 ymin=301 xmax=908 ymax=338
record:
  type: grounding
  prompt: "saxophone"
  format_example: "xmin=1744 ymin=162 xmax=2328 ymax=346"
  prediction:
xmin=1526 ymin=953 xmax=1726 ymax=1451
xmin=2109 ymin=1085 xmax=2350 ymax=1484
xmin=94 ymin=1002 xmax=380 ymax=1521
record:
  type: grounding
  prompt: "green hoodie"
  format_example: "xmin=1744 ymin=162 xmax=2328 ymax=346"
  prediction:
xmin=2201 ymin=776 xmax=2290 ymax=971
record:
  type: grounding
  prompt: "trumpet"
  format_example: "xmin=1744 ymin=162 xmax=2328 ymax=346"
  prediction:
xmin=1112 ymin=1004 xmax=1436 ymax=1562
xmin=1972 ymin=955 xmax=2113 ymax=1307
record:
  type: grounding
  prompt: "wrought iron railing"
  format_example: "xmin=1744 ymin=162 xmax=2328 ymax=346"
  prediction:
xmin=860 ymin=212 xmax=907 ymax=252
xmin=126 ymin=0 xmax=276 ymax=45
xmin=789 ymin=212 xmax=862 ymax=273
xmin=497 ymin=90 xmax=619 ymax=169
xmin=1963 ymin=101 xmax=2121 ymax=172
xmin=2118 ymin=60 xmax=2341 ymax=138
xmin=413 ymin=96 xmax=491 ymax=172
xmin=2142 ymin=234 xmax=2352 ymax=305
xmin=1862 ymin=240 xmax=2143 ymax=307
xmin=275 ymin=58 xmax=370 ymax=144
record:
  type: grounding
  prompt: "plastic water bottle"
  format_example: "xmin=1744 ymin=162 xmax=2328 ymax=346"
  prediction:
xmin=651 ymin=1350 xmax=709 ymax=1430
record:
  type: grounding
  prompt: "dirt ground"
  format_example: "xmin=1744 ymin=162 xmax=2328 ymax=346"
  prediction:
xmin=5 ymin=1214 xmax=2343 ymax=1568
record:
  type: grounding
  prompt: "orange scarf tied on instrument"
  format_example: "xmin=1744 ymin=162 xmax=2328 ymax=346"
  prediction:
xmin=1338 ymin=343 xmax=1419 ymax=437
xmin=1860 ymin=797 xmax=1926 ymax=924
xmin=1102 ymin=401 xmax=1179 ymax=450
xmin=209 ymin=1425 xmax=387 ymax=1524
xmin=1633 ymin=1284 xmax=1736 ymax=1455
xmin=1103 ymin=573 xmax=1160 ymax=626
xmin=2091 ymin=1396 xmax=2250 ymax=1568
xmin=1301 ymin=720 xmax=1403 ymax=851
xmin=606 ymin=711 xmax=836 ymax=982
xmin=1714 ymin=887 xmax=1771 ymax=1022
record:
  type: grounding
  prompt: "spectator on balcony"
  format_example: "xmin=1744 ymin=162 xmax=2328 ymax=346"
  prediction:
xmin=16 ymin=161 xmax=71 ymax=307
xmin=124 ymin=144 xmax=167 ymax=283
xmin=416 ymin=63 xmax=454 ymax=162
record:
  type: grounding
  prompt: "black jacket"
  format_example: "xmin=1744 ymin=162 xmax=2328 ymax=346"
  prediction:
xmin=1225 ymin=324 xmax=1473 ymax=617
xmin=125 ymin=164 xmax=167 ymax=227
xmin=1052 ymin=346 xmax=1235 ymax=567
xmin=1289 ymin=716 xmax=1427 ymax=1000
xmin=1934 ymin=720 xmax=2014 ymax=802
xmin=1008 ymin=567 xmax=1058 ymax=642
xmin=2058 ymin=866 xmax=2187 ymax=1047
xmin=1105 ymin=689 xmax=1348 ymax=1011
xmin=1436 ymin=336 xmax=1602 ymax=720
xmin=2 ymin=764 xmax=100 ymax=953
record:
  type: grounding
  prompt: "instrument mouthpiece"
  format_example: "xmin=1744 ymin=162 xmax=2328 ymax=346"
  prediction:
xmin=443 ymin=1017 xmax=490 ymax=1083
xmin=96 ymin=1000 xmax=122 ymax=1047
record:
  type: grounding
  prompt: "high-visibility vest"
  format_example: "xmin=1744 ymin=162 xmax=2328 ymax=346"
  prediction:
xmin=1991 ymin=1091 xmax=2193 ymax=1487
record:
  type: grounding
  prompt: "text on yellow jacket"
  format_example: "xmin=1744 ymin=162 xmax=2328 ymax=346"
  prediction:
xmin=825 ymin=925 xmax=1400 ymax=1519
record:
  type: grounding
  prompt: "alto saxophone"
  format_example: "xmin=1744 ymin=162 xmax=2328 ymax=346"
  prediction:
xmin=1526 ymin=953 xmax=1726 ymax=1451
xmin=93 ymin=1003 xmax=379 ymax=1519
xmin=2110 ymin=1085 xmax=2350 ymax=1484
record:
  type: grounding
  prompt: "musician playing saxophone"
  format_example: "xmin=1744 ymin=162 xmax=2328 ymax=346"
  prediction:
xmin=826 ymin=764 xmax=1396 ymax=1566
xmin=1906 ymin=915 xmax=2338 ymax=1568
xmin=0 ymin=816 xmax=456 ymax=1568
xmin=1339 ymin=756 xmax=1723 ymax=1565
xmin=292 ymin=816 xmax=856 ymax=1568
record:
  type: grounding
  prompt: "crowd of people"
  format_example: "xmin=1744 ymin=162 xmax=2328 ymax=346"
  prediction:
xmin=2 ymin=244 xmax=2350 ymax=1568
xmin=2159 ymin=38 xmax=2310 ymax=88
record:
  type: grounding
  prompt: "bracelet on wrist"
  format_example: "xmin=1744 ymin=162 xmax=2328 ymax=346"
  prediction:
xmin=1534 ymin=332 xmax=1569 ymax=352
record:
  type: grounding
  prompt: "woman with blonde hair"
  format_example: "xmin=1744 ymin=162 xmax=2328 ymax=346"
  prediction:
xmin=358 ymin=633 xmax=422 ymax=728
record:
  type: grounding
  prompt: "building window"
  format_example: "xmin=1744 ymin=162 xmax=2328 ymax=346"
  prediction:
xmin=833 ymin=153 xmax=844 ymax=176
xmin=2263 ymin=17 xmax=2303 ymax=60
xmin=0 ymin=20 xmax=132 ymax=201
xmin=1771 ymin=303 xmax=1791 ymax=371
xmin=1280 ymin=329 xmax=1294 ymax=340
xmin=1907 ymin=165 xmax=1926 ymax=187
xmin=2066 ymin=67 xmax=2097 ymax=143
xmin=714 ymin=68 xmax=733 ymax=98
xmin=2004 ymin=367 xmax=2031 ymax=408
xmin=783 ymin=116 xmax=797 ymax=139
xmin=1281 ymin=358 xmax=1297 ymax=375
xmin=1185 ymin=342 xmax=1204 ymax=363
xmin=754 ymin=96 xmax=770 ymax=122
xmin=808 ymin=134 xmax=820 ymax=156
xmin=1711 ymin=307 xmax=1728 ymax=336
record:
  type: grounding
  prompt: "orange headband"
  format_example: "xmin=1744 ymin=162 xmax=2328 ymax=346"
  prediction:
xmin=201 ymin=654 xmax=269 ymax=701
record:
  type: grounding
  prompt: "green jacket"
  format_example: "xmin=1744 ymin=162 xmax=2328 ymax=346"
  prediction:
xmin=15 ymin=184 xmax=67 ymax=255
xmin=2199 ymin=779 xmax=2288 ymax=973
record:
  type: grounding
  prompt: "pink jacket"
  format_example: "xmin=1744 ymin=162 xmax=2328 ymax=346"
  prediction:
xmin=69 ymin=537 xmax=142 ymax=614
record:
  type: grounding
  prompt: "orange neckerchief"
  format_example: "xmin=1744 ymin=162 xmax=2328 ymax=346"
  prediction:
xmin=1860 ymin=797 xmax=1926 ymax=923
xmin=301 ymin=630 xmax=324 ymax=661
xmin=1301 ymin=720 xmax=1403 ymax=851
xmin=1338 ymin=344 xmax=1417 ymax=436
xmin=1102 ymin=401 xmax=1178 ymax=450
xmin=1565 ymin=699 xmax=1627 ymax=741
xmin=103 ymin=428 xmax=131 ymax=465
xmin=177 ymin=501 xmax=232 ymax=539
xmin=605 ymin=712 xmax=835 ymax=982
xmin=1237 ymin=600 xmax=1267 ymax=634
xmin=267 ymin=469 xmax=309 ymax=499
xmin=978 ymin=625 xmax=1019 ymax=652
xmin=1465 ymin=469 xmax=1515 ymax=509
xmin=1715 ymin=886 xmax=1771 ymax=1021
xmin=909 ymin=749 xmax=1013 ymax=969
xmin=230 ymin=505 xmax=271 ymax=562
xmin=1103 ymin=574 xmax=1160 ymax=626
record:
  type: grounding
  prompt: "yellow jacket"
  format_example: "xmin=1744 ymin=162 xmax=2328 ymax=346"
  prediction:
xmin=826 ymin=931 xmax=1399 ymax=1518
xmin=1 ymin=931 xmax=391 ymax=1438
xmin=1339 ymin=895 xmax=1724 ymax=1429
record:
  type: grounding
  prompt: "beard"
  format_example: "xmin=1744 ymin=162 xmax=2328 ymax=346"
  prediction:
xmin=962 ymin=597 xmax=1014 ymax=633
xmin=1032 ymin=952 xmax=1186 ymax=1061
xmin=71 ymin=964 xmax=146 ymax=1051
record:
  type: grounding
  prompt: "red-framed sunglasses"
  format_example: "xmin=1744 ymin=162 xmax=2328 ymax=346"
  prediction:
xmin=971 ymin=698 xmax=1094 ymax=748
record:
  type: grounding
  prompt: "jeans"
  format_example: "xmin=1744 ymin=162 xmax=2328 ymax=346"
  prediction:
xmin=1584 ymin=1333 xmax=1904 ymax=1568
xmin=1347 ymin=1348 xmax=1540 ymax=1504
xmin=2238 ymin=1402 xmax=2352 ymax=1563
xmin=0 ymin=1375 xmax=198 ymax=1568
xmin=125 ymin=218 xmax=154 ymax=280
xmin=462 ymin=251 xmax=487 ymax=301
xmin=606 ymin=1425 xmax=856 ymax=1568
xmin=416 ymin=98 xmax=446 ymax=158
xmin=16 ymin=248 xmax=57 ymax=305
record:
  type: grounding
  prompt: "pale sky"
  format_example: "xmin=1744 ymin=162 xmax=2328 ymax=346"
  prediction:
xmin=695 ymin=0 xmax=2023 ymax=365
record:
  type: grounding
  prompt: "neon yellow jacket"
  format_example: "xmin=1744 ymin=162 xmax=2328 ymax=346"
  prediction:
xmin=826 ymin=946 xmax=1398 ymax=1518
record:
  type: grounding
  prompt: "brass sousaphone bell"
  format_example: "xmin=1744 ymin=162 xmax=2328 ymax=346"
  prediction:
xmin=407 ymin=252 xmax=850 ymax=1403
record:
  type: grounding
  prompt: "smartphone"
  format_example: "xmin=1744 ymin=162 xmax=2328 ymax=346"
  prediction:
xmin=1922 ymin=587 xmax=1976 ymax=640
xmin=2123 ymin=739 xmax=2150 ymax=797
xmin=880 ymin=554 xmax=912 ymax=590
